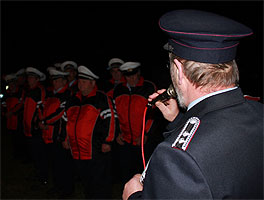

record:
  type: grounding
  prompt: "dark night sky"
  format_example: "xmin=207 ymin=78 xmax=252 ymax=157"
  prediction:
xmin=1 ymin=1 xmax=263 ymax=99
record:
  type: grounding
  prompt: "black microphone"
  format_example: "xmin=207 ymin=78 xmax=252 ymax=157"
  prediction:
xmin=148 ymin=84 xmax=177 ymax=107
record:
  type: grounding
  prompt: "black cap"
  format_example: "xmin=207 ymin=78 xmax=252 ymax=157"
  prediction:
xmin=159 ymin=9 xmax=253 ymax=64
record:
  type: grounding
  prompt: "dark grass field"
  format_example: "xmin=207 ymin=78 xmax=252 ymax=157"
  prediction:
xmin=1 ymin=122 xmax=123 ymax=199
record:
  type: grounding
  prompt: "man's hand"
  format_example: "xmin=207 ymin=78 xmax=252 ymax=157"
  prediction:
xmin=5 ymin=111 xmax=13 ymax=118
xmin=135 ymin=135 xmax=148 ymax=146
xmin=149 ymin=89 xmax=179 ymax=122
xmin=38 ymin=122 xmax=48 ymax=130
xmin=102 ymin=143 xmax=111 ymax=153
xmin=116 ymin=134 xmax=125 ymax=145
xmin=62 ymin=141 xmax=70 ymax=149
xmin=122 ymin=174 xmax=143 ymax=200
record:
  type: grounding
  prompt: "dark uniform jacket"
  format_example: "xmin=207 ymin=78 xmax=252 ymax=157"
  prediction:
xmin=131 ymin=88 xmax=263 ymax=199
xmin=41 ymin=85 xmax=71 ymax=144
xmin=113 ymin=77 xmax=156 ymax=145
xmin=61 ymin=85 xmax=115 ymax=160
xmin=23 ymin=83 xmax=46 ymax=137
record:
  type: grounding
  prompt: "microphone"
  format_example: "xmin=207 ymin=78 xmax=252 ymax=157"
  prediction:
xmin=148 ymin=84 xmax=177 ymax=106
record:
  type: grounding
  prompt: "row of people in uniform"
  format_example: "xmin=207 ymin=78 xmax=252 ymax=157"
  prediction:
xmin=1 ymin=58 xmax=166 ymax=199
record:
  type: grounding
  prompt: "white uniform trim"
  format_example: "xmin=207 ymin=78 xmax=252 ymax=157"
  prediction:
xmin=172 ymin=117 xmax=200 ymax=151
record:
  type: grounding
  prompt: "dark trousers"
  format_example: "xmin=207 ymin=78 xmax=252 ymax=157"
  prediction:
xmin=119 ymin=142 xmax=144 ymax=185
xmin=46 ymin=142 xmax=74 ymax=194
xmin=26 ymin=133 xmax=49 ymax=182
xmin=8 ymin=129 xmax=22 ymax=158
xmin=74 ymin=152 xmax=113 ymax=199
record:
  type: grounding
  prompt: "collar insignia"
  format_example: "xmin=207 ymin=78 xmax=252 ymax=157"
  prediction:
xmin=172 ymin=117 xmax=200 ymax=151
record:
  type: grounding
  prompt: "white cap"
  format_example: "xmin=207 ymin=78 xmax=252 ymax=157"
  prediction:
xmin=107 ymin=58 xmax=124 ymax=70
xmin=5 ymin=74 xmax=17 ymax=83
xmin=120 ymin=62 xmax=141 ymax=71
xmin=47 ymin=66 xmax=56 ymax=72
xmin=54 ymin=63 xmax=61 ymax=68
xmin=61 ymin=61 xmax=77 ymax=71
xmin=49 ymin=69 xmax=69 ymax=79
xmin=26 ymin=67 xmax=46 ymax=81
xmin=15 ymin=68 xmax=26 ymax=76
xmin=78 ymin=66 xmax=99 ymax=80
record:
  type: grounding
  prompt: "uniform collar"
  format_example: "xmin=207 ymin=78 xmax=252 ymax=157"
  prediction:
xmin=109 ymin=76 xmax=126 ymax=85
xmin=172 ymin=87 xmax=245 ymax=133
xmin=123 ymin=76 xmax=144 ymax=88
xmin=76 ymin=85 xmax=98 ymax=100
xmin=53 ymin=84 xmax=68 ymax=94
xmin=69 ymin=79 xmax=77 ymax=87
xmin=188 ymin=87 xmax=238 ymax=111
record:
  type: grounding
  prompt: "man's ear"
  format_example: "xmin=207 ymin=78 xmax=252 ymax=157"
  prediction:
xmin=173 ymin=58 xmax=183 ymax=85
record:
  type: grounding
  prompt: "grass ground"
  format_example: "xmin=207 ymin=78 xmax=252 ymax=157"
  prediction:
xmin=1 ymin=125 xmax=123 ymax=199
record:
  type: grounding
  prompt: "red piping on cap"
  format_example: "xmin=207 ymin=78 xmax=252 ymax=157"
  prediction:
xmin=159 ymin=21 xmax=253 ymax=38
xmin=171 ymin=39 xmax=239 ymax=50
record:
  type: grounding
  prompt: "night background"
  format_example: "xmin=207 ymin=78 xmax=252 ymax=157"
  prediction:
xmin=1 ymin=0 xmax=263 ymax=100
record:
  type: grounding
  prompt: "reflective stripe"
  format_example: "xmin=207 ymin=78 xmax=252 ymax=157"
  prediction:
xmin=62 ymin=112 xmax=68 ymax=122
xmin=100 ymin=108 xmax=111 ymax=116
xmin=60 ymin=101 xmax=66 ymax=108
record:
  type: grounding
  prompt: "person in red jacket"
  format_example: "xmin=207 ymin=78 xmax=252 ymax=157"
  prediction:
xmin=2 ymin=74 xmax=24 ymax=158
xmin=104 ymin=57 xmax=126 ymax=99
xmin=23 ymin=67 xmax=48 ymax=189
xmin=14 ymin=68 xmax=30 ymax=162
xmin=39 ymin=69 xmax=74 ymax=197
xmin=61 ymin=65 xmax=116 ymax=199
xmin=60 ymin=61 xmax=79 ymax=95
xmin=113 ymin=62 xmax=156 ymax=186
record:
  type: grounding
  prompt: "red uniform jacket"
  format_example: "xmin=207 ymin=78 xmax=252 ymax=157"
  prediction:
xmin=61 ymin=86 xmax=115 ymax=160
xmin=2 ymin=87 xmax=23 ymax=130
xmin=106 ymin=76 xmax=126 ymax=99
xmin=23 ymin=84 xmax=45 ymax=137
xmin=41 ymin=85 xmax=71 ymax=144
xmin=113 ymin=77 xmax=156 ymax=145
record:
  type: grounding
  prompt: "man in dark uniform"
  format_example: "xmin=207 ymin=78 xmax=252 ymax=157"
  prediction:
xmin=123 ymin=10 xmax=263 ymax=199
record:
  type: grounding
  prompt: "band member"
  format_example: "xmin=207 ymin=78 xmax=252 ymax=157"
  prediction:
xmin=60 ymin=61 xmax=79 ymax=95
xmin=61 ymin=65 xmax=116 ymax=198
xmin=113 ymin=62 xmax=156 ymax=185
xmin=40 ymin=69 xmax=74 ymax=197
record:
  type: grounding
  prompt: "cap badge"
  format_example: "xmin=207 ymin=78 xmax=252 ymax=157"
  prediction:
xmin=172 ymin=117 xmax=200 ymax=151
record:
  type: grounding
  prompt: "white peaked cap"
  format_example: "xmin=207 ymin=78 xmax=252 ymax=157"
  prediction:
xmin=47 ymin=66 xmax=56 ymax=72
xmin=107 ymin=58 xmax=125 ymax=70
xmin=26 ymin=67 xmax=46 ymax=81
xmin=54 ymin=63 xmax=61 ymax=68
xmin=61 ymin=61 xmax=77 ymax=71
xmin=49 ymin=69 xmax=69 ymax=77
xmin=119 ymin=62 xmax=141 ymax=71
xmin=15 ymin=68 xmax=26 ymax=76
xmin=78 ymin=65 xmax=99 ymax=80
xmin=5 ymin=74 xmax=17 ymax=83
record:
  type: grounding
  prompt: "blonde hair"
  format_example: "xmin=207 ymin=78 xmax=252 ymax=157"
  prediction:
xmin=170 ymin=53 xmax=239 ymax=89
